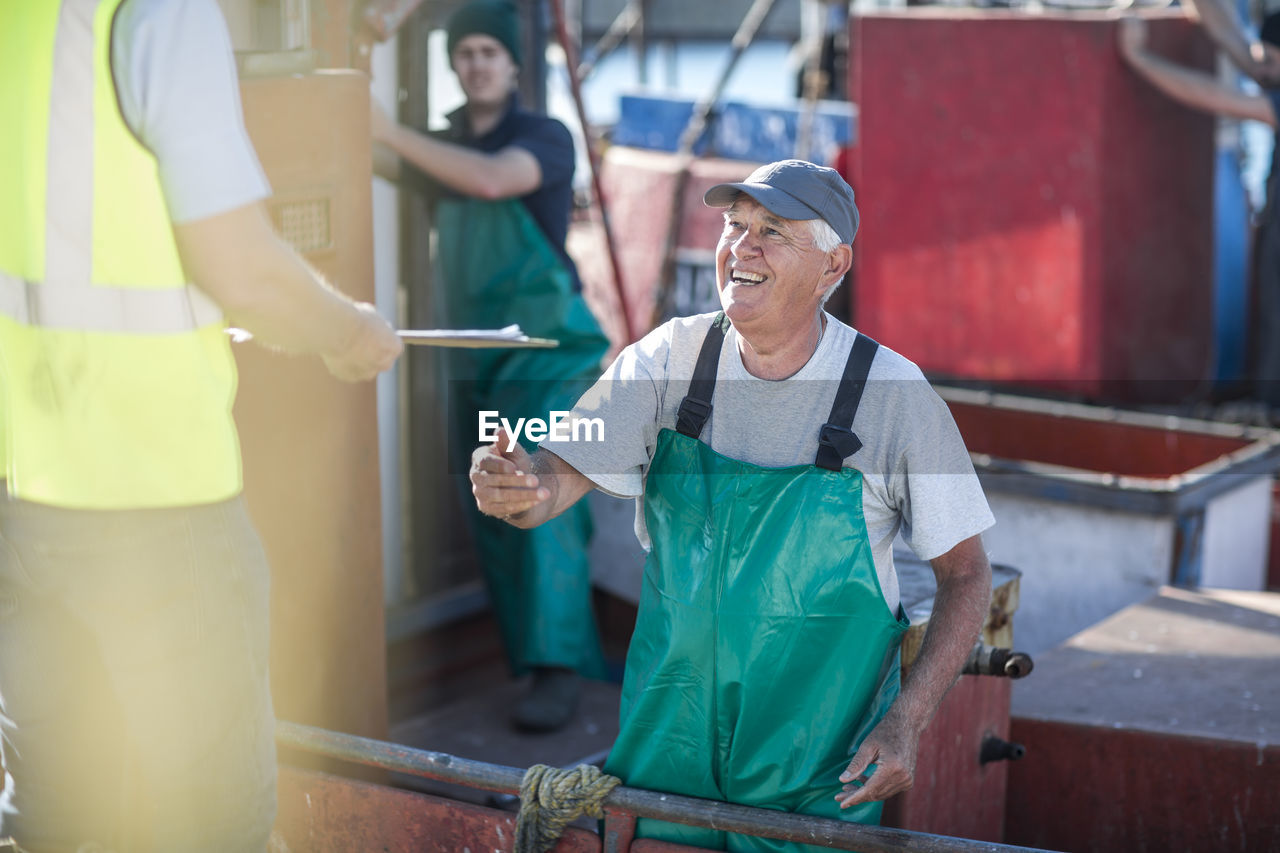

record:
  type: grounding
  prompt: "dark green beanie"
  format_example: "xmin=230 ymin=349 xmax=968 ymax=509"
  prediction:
xmin=446 ymin=0 xmax=522 ymax=66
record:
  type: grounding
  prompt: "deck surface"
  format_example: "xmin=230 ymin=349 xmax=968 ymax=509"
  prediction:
xmin=389 ymin=667 xmax=623 ymax=809
xmin=1011 ymin=585 xmax=1280 ymax=743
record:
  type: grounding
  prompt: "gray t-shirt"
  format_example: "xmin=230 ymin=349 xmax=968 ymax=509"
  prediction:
xmin=111 ymin=0 xmax=270 ymax=223
xmin=544 ymin=311 xmax=995 ymax=614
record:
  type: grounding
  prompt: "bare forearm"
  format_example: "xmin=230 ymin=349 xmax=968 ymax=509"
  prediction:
xmin=1179 ymin=0 xmax=1280 ymax=84
xmin=893 ymin=541 xmax=991 ymax=733
xmin=835 ymin=537 xmax=991 ymax=807
xmin=221 ymin=241 xmax=367 ymax=355
xmin=1123 ymin=44 xmax=1276 ymax=124
xmin=372 ymin=141 xmax=404 ymax=184
xmin=1182 ymin=0 xmax=1258 ymax=70
xmin=175 ymin=203 xmax=365 ymax=357
xmin=380 ymin=122 xmax=538 ymax=199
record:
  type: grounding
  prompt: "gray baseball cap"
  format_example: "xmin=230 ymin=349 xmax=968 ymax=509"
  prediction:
xmin=704 ymin=159 xmax=859 ymax=245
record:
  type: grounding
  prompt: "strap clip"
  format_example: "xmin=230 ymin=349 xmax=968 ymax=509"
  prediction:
xmin=676 ymin=396 xmax=713 ymax=437
xmin=816 ymin=423 xmax=862 ymax=470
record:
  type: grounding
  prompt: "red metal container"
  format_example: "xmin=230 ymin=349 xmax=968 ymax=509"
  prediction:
xmin=847 ymin=10 xmax=1216 ymax=402
xmin=939 ymin=386 xmax=1280 ymax=654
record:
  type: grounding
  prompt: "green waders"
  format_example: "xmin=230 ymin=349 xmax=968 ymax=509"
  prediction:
xmin=436 ymin=197 xmax=610 ymax=677
xmin=603 ymin=315 xmax=909 ymax=852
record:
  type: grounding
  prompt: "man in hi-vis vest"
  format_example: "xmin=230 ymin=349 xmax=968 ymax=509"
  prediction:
xmin=0 ymin=2 xmax=401 ymax=850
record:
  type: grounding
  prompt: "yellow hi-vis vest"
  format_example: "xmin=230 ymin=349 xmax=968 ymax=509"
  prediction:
xmin=0 ymin=0 xmax=242 ymax=510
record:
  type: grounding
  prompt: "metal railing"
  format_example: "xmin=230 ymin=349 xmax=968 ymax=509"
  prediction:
xmin=276 ymin=721 xmax=1061 ymax=853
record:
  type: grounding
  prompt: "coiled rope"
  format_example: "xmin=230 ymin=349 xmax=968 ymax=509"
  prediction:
xmin=514 ymin=763 xmax=621 ymax=853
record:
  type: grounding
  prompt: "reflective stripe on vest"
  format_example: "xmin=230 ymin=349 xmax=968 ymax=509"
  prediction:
xmin=0 ymin=0 xmax=242 ymax=509
xmin=0 ymin=270 xmax=224 ymax=334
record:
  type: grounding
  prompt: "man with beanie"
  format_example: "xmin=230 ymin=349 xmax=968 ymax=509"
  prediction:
xmin=469 ymin=160 xmax=994 ymax=850
xmin=372 ymin=0 xmax=609 ymax=733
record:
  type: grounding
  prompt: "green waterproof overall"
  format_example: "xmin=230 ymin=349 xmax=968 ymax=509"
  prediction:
xmin=436 ymin=197 xmax=610 ymax=676
xmin=603 ymin=315 xmax=909 ymax=852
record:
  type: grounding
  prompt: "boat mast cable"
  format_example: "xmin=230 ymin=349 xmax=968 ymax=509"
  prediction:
xmin=650 ymin=0 xmax=780 ymax=330
xmin=550 ymin=0 xmax=638 ymax=344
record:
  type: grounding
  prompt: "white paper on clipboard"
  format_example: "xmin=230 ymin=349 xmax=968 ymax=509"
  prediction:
xmin=396 ymin=325 xmax=558 ymax=349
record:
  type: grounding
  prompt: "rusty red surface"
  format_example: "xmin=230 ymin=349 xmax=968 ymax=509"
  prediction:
xmin=1005 ymin=720 xmax=1280 ymax=852
xmin=275 ymin=766 xmax=601 ymax=852
xmin=603 ymin=809 xmax=637 ymax=853
xmin=580 ymin=150 xmax=761 ymax=341
xmin=946 ymin=401 xmax=1249 ymax=480
xmin=882 ymin=676 xmax=1013 ymax=842
xmin=848 ymin=11 xmax=1215 ymax=402
xmin=1270 ymin=478 xmax=1280 ymax=591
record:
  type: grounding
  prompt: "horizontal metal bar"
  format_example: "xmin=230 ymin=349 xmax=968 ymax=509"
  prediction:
xmin=278 ymin=720 xmax=524 ymax=794
xmin=276 ymin=721 xmax=1061 ymax=853
xmin=975 ymin=452 xmax=1280 ymax=516
xmin=934 ymin=384 xmax=1276 ymax=440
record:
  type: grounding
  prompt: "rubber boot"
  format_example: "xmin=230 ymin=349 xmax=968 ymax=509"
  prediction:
xmin=512 ymin=667 xmax=582 ymax=733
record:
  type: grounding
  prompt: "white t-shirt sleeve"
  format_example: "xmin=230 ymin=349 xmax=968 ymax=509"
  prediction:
xmin=111 ymin=0 xmax=270 ymax=223
xmin=541 ymin=324 xmax=671 ymax=499
xmin=890 ymin=383 xmax=995 ymax=561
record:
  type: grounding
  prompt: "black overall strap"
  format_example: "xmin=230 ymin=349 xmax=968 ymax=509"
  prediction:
xmin=675 ymin=313 xmax=730 ymax=438
xmin=815 ymin=332 xmax=880 ymax=471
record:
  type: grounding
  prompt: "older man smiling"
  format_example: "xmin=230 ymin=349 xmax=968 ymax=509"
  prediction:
xmin=469 ymin=159 xmax=994 ymax=852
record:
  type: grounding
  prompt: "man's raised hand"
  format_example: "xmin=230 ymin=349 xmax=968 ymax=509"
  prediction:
xmin=470 ymin=429 xmax=551 ymax=522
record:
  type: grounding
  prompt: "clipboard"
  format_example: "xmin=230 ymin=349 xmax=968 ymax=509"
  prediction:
xmin=396 ymin=326 xmax=559 ymax=349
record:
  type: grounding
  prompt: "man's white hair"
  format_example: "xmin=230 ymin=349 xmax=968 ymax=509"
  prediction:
xmin=808 ymin=217 xmax=843 ymax=253
xmin=808 ymin=218 xmax=846 ymax=304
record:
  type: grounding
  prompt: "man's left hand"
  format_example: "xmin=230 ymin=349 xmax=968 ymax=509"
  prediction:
xmin=835 ymin=713 xmax=920 ymax=808
xmin=369 ymin=98 xmax=397 ymax=146
xmin=1250 ymin=42 xmax=1280 ymax=88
